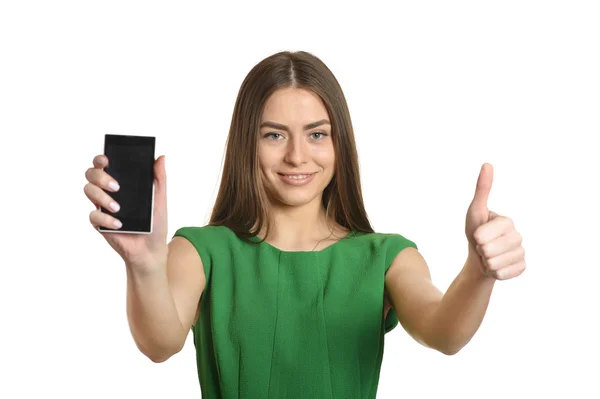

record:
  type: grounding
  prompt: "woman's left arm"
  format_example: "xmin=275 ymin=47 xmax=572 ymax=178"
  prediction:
xmin=385 ymin=163 xmax=526 ymax=355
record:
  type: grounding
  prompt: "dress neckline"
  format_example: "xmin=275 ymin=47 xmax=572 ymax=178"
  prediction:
xmin=248 ymin=230 xmax=358 ymax=254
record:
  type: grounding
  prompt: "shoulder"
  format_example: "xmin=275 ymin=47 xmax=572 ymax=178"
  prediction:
xmin=381 ymin=231 xmax=427 ymax=283
xmin=355 ymin=231 xmax=418 ymax=256
xmin=172 ymin=224 xmax=236 ymax=244
xmin=171 ymin=224 xmax=255 ymax=258
xmin=171 ymin=224 xmax=237 ymax=262
xmin=171 ymin=225 xmax=241 ymax=282
xmin=343 ymin=231 xmax=418 ymax=271
xmin=365 ymin=231 xmax=417 ymax=246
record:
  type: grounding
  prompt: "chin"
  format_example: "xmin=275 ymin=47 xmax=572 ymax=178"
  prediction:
xmin=268 ymin=185 xmax=326 ymax=208
xmin=271 ymin=190 xmax=322 ymax=208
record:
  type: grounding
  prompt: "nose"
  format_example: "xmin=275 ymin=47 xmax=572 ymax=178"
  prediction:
xmin=284 ymin=136 xmax=308 ymax=166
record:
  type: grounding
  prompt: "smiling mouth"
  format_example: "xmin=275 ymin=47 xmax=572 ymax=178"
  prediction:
xmin=278 ymin=173 xmax=316 ymax=180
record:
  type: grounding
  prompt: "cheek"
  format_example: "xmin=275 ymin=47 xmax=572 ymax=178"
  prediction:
xmin=313 ymin=146 xmax=335 ymax=168
xmin=257 ymin=147 xmax=277 ymax=171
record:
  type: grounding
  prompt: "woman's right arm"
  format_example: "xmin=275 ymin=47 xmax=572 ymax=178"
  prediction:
xmin=85 ymin=154 xmax=204 ymax=362
xmin=125 ymin=236 xmax=206 ymax=363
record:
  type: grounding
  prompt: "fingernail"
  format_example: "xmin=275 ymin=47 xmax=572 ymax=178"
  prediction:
xmin=108 ymin=181 xmax=120 ymax=191
xmin=109 ymin=202 xmax=120 ymax=212
xmin=113 ymin=219 xmax=122 ymax=228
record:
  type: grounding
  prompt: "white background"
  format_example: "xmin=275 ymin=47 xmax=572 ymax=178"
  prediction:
xmin=1 ymin=1 xmax=599 ymax=398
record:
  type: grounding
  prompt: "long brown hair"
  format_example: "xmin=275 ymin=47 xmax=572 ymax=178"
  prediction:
xmin=209 ymin=51 xmax=374 ymax=239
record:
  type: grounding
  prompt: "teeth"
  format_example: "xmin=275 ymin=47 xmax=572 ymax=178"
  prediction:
xmin=285 ymin=174 xmax=310 ymax=180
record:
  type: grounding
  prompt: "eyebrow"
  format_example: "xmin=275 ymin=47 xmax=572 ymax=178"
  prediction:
xmin=260 ymin=119 xmax=331 ymax=132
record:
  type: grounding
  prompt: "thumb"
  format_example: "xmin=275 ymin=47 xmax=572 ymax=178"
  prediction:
xmin=153 ymin=155 xmax=167 ymax=206
xmin=470 ymin=163 xmax=493 ymax=212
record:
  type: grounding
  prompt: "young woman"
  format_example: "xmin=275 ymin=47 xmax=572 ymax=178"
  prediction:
xmin=84 ymin=51 xmax=526 ymax=398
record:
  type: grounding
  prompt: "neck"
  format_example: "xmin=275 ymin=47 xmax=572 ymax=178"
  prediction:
xmin=260 ymin=196 xmax=335 ymax=248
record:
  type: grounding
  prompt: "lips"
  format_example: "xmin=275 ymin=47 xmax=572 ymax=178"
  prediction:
xmin=278 ymin=173 xmax=315 ymax=180
xmin=277 ymin=172 xmax=317 ymax=185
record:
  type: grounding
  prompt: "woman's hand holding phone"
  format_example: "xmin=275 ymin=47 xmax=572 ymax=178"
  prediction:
xmin=84 ymin=154 xmax=169 ymax=273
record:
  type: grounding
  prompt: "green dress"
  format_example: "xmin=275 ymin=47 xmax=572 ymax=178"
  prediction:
xmin=173 ymin=225 xmax=418 ymax=398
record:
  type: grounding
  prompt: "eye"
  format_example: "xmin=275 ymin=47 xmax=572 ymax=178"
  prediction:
xmin=311 ymin=132 xmax=328 ymax=140
xmin=264 ymin=132 xmax=283 ymax=140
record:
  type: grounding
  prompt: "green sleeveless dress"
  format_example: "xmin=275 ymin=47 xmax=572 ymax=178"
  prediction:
xmin=173 ymin=225 xmax=417 ymax=398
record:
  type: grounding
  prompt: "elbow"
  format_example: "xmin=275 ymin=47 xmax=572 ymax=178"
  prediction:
xmin=423 ymin=325 xmax=470 ymax=356
xmin=145 ymin=354 xmax=173 ymax=363
xmin=138 ymin=340 xmax=184 ymax=363
xmin=145 ymin=345 xmax=182 ymax=363
xmin=147 ymin=352 xmax=173 ymax=363
xmin=425 ymin=336 xmax=466 ymax=356
xmin=439 ymin=344 xmax=463 ymax=356
xmin=440 ymin=336 xmax=472 ymax=355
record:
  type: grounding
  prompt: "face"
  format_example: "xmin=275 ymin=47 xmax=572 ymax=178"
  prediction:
xmin=258 ymin=87 xmax=335 ymax=208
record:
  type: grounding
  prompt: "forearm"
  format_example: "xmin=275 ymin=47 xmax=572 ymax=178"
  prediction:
xmin=428 ymin=251 xmax=496 ymax=355
xmin=125 ymin=258 xmax=186 ymax=362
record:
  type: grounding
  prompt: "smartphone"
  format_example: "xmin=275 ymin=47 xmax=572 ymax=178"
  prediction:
xmin=98 ymin=134 xmax=156 ymax=234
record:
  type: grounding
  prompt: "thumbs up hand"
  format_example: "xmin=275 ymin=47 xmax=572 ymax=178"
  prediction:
xmin=465 ymin=164 xmax=526 ymax=280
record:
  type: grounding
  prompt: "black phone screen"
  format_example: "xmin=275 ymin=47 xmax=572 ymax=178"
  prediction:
xmin=99 ymin=134 xmax=155 ymax=233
